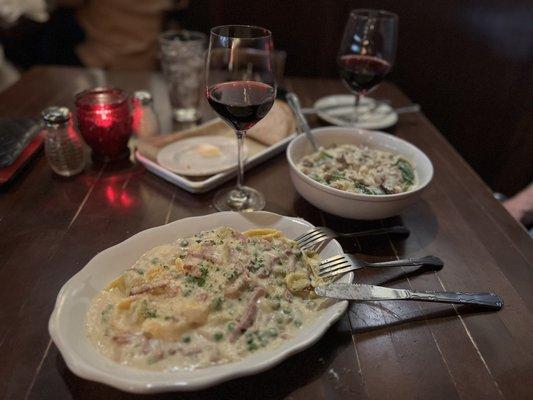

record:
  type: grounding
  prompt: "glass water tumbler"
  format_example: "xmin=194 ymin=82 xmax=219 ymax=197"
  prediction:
xmin=75 ymin=87 xmax=132 ymax=161
xmin=42 ymin=107 xmax=85 ymax=177
xmin=159 ymin=30 xmax=206 ymax=122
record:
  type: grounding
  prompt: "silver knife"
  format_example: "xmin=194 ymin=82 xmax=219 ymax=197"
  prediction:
xmin=315 ymin=283 xmax=503 ymax=310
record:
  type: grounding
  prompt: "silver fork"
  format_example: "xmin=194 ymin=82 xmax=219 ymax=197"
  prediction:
xmin=318 ymin=254 xmax=443 ymax=278
xmin=296 ymin=225 xmax=409 ymax=250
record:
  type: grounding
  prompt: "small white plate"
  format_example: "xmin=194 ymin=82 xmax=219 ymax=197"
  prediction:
xmin=157 ymin=136 xmax=248 ymax=177
xmin=49 ymin=211 xmax=352 ymax=393
xmin=314 ymin=94 xmax=398 ymax=129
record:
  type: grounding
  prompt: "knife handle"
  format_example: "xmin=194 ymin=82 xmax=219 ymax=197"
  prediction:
xmin=407 ymin=290 xmax=503 ymax=310
xmin=340 ymin=225 xmax=410 ymax=238
xmin=366 ymin=256 xmax=444 ymax=270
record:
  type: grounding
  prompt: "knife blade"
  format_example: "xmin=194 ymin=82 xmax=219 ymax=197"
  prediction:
xmin=315 ymin=283 xmax=410 ymax=301
xmin=314 ymin=283 xmax=503 ymax=310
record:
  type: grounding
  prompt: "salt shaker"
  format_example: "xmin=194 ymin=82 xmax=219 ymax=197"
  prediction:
xmin=132 ymin=91 xmax=160 ymax=138
xmin=42 ymin=106 xmax=85 ymax=177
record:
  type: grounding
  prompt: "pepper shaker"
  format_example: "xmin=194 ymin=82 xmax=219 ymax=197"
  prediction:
xmin=132 ymin=91 xmax=160 ymax=138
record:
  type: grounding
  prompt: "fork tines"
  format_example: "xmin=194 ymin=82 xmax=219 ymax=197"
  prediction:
xmin=318 ymin=254 xmax=352 ymax=277
xmin=296 ymin=228 xmax=330 ymax=249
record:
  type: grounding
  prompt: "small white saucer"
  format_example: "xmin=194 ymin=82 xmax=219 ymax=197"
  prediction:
xmin=314 ymin=94 xmax=398 ymax=129
xmin=157 ymin=135 xmax=247 ymax=176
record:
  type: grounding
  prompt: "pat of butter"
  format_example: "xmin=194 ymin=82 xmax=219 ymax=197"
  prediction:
xmin=196 ymin=143 xmax=222 ymax=158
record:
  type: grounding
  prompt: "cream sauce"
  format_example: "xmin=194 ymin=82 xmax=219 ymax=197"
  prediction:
xmin=85 ymin=227 xmax=326 ymax=371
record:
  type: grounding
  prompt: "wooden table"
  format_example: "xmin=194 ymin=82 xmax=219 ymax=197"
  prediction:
xmin=1 ymin=66 xmax=532 ymax=400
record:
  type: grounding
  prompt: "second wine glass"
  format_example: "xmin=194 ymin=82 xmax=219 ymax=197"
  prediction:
xmin=205 ymin=25 xmax=276 ymax=211
xmin=338 ymin=9 xmax=398 ymax=123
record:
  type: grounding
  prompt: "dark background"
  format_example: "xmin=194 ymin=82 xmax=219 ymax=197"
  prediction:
xmin=2 ymin=0 xmax=533 ymax=196
xmin=177 ymin=0 xmax=533 ymax=196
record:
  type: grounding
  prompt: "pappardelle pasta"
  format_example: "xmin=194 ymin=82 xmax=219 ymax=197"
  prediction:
xmin=85 ymin=227 xmax=328 ymax=371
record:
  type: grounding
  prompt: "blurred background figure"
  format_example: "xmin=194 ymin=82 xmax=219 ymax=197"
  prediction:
xmin=0 ymin=0 xmax=187 ymax=73
xmin=0 ymin=0 xmax=48 ymax=90
xmin=75 ymin=0 xmax=178 ymax=70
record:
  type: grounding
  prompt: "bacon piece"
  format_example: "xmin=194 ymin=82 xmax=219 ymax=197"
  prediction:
xmin=196 ymin=291 xmax=208 ymax=302
xmin=229 ymin=286 xmax=267 ymax=342
xmin=129 ymin=281 xmax=168 ymax=296
xmin=232 ymin=230 xmax=248 ymax=243
xmin=112 ymin=334 xmax=133 ymax=345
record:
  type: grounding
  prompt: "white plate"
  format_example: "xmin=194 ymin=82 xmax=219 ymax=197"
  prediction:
xmin=314 ymin=94 xmax=398 ymax=129
xmin=48 ymin=211 xmax=352 ymax=393
xmin=136 ymin=131 xmax=296 ymax=194
xmin=156 ymin=135 xmax=248 ymax=177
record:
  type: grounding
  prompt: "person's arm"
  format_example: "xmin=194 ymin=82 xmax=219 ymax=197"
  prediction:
xmin=503 ymin=183 xmax=533 ymax=227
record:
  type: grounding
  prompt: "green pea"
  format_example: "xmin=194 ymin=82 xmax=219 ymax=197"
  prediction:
xmin=267 ymin=328 xmax=278 ymax=338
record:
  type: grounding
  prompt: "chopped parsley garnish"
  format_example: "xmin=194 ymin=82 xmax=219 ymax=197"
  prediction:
xmin=248 ymin=254 xmax=264 ymax=273
xmin=185 ymin=266 xmax=209 ymax=287
xmin=211 ymin=297 xmax=223 ymax=311
xmin=182 ymin=336 xmax=191 ymax=343
xmin=225 ymin=270 xmax=240 ymax=282
xmin=213 ymin=332 xmax=224 ymax=341
xmin=100 ymin=304 xmax=113 ymax=322
xmin=140 ymin=299 xmax=157 ymax=319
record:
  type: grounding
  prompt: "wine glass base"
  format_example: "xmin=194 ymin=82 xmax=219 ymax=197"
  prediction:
xmin=213 ymin=186 xmax=265 ymax=212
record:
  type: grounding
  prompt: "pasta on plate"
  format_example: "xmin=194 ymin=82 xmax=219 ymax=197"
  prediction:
xmin=85 ymin=226 xmax=328 ymax=371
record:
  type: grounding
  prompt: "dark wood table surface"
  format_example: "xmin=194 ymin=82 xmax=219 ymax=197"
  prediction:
xmin=1 ymin=66 xmax=532 ymax=400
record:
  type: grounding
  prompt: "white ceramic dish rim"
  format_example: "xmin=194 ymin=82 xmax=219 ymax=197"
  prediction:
xmin=286 ymin=127 xmax=434 ymax=203
xmin=313 ymin=94 xmax=398 ymax=129
xmin=157 ymin=135 xmax=249 ymax=177
xmin=48 ymin=211 xmax=351 ymax=393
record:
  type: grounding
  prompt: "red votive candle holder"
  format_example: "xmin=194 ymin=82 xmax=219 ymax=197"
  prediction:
xmin=75 ymin=87 xmax=132 ymax=161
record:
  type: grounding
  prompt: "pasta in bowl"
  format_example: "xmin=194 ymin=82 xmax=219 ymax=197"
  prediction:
xmin=49 ymin=211 xmax=351 ymax=393
xmin=287 ymin=127 xmax=434 ymax=219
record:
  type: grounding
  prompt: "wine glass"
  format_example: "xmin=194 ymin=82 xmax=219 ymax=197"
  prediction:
xmin=337 ymin=9 xmax=398 ymax=123
xmin=206 ymin=25 xmax=276 ymax=211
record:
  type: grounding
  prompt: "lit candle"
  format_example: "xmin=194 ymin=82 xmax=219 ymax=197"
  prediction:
xmin=75 ymin=87 xmax=132 ymax=161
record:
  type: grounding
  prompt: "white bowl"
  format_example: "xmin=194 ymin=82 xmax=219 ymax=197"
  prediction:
xmin=48 ymin=211 xmax=352 ymax=393
xmin=286 ymin=127 xmax=433 ymax=220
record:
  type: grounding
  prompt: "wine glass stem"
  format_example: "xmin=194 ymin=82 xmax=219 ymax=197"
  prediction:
xmin=236 ymin=130 xmax=246 ymax=191
xmin=353 ymin=93 xmax=361 ymax=123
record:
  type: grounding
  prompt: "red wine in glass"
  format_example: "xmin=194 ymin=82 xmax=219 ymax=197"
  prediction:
xmin=337 ymin=10 xmax=398 ymax=123
xmin=205 ymin=25 xmax=275 ymax=211
xmin=207 ymin=81 xmax=275 ymax=131
xmin=338 ymin=54 xmax=391 ymax=94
